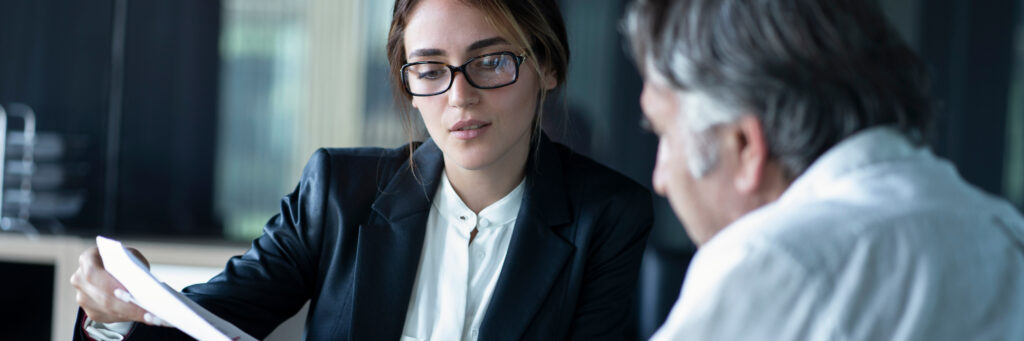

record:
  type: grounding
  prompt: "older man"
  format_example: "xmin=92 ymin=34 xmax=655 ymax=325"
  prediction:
xmin=625 ymin=0 xmax=1024 ymax=339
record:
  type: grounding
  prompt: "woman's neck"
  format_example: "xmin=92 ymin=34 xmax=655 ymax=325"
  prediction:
xmin=443 ymin=144 xmax=529 ymax=214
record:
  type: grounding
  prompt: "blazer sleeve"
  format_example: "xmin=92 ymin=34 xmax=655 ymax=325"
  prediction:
xmin=567 ymin=187 xmax=654 ymax=340
xmin=74 ymin=149 xmax=335 ymax=341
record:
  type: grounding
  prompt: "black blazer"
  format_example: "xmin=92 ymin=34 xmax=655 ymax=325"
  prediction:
xmin=75 ymin=134 xmax=653 ymax=340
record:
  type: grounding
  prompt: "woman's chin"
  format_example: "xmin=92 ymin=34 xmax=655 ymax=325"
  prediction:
xmin=448 ymin=155 xmax=495 ymax=172
xmin=440 ymin=142 xmax=494 ymax=169
xmin=441 ymin=136 xmax=528 ymax=173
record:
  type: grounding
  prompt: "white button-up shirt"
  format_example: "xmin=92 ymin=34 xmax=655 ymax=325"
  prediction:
xmin=652 ymin=127 xmax=1024 ymax=340
xmin=401 ymin=171 xmax=525 ymax=341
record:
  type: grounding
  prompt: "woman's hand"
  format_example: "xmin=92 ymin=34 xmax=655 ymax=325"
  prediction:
xmin=69 ymin=246 xmax=165 ymax=325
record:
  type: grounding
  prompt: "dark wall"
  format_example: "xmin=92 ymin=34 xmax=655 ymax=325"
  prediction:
xmin=0 ymin=0 xmax=114 ymax=232
xmin=920 ymin=0 xmax=1020 ymax=196
xmin=115 ymin=0 xmax=222 ymax=236
xmin=0 ymin=0 xmax=222 ymax=236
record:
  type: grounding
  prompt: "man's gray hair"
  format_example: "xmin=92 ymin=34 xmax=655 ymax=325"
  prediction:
xmin=625 ymin=0 xmax=934 ymax=179
xmin=647 ymin=66 xmax=740 ymax=177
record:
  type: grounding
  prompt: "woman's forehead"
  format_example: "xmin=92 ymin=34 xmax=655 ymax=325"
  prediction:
xmin=403 ymin=0 xmax=513 ymax=56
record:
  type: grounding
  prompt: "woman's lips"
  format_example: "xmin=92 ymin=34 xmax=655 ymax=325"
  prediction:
xmin=450 ymin=123 xmax=491 ymax=140
xmin=450 ymin=119 xmax=491 ymax=140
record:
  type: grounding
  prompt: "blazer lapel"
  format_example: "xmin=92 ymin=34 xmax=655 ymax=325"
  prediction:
xmin=480 ymin=134 xmax=574 ymax=340
xmin=348 ymin=140 xmax=443 ymax=340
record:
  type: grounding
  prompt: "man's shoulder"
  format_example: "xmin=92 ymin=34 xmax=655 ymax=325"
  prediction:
xmin=707 ymin=198 xmax=907 ymax=277
xmin=714 ymin=188 xmax=1024 ymax=278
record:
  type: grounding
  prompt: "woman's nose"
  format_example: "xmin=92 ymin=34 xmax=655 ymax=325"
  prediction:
xmin=447 ymin=72 xmax=480 ymax=108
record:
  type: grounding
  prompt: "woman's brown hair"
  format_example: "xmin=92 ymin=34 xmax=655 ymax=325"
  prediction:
xmin=385 ymin=0 xmax=570 ymax=164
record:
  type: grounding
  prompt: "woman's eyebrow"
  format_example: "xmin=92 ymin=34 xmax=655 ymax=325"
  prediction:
xmin=408 ymin=48 xmax=445 ymax=58
xmin=406 ymin=37 xmax=510 ymax=59
xmin=467 ymin=37 xmax=510 ymax=52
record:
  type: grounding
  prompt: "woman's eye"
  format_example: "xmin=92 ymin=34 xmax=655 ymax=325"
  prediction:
xmin=418 ymin=69 xmax=445 ymax=80
xmin=478 ymin=57 xmax=502 ymax=69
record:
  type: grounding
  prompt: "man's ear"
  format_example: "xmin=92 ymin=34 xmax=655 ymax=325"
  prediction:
xmin=732 ymin=115 xmax=768 ymax=194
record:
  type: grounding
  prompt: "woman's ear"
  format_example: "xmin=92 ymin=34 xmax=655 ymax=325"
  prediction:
xmin=543 ymin=68 xmax=558 ymax=90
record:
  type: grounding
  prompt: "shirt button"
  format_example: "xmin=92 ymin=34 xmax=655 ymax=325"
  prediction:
xmin=475 ymin=250 xmax=486 ymax=259
xmin=479 ymin=218 xmax=491 ymax=228
xmin=470 ymin=329 xmax=479 ymax=339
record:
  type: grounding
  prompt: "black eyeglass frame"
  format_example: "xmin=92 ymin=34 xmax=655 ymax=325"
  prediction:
xmin=401 ymin=51 xmax=527 ymax=97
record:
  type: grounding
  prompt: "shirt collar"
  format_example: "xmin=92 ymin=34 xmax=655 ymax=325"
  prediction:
xmin=778 ymin=126 xmax=927 ymax=205
xmin=435 ymin=170 xmax=526 ymax=232
xmin=478 ymin=175 xmax=527 ymax=228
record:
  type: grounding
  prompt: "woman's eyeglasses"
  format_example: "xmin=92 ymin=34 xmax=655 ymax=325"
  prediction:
xmin=401 ymin=51 xmax=526 ymax=96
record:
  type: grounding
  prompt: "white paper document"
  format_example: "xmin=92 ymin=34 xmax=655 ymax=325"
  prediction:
xmin=96 ymin=236 xmax=257 ymax=341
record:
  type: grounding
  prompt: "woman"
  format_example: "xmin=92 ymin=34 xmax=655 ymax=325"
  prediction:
xmin=71 ymin=0 xmax=653 ymax=339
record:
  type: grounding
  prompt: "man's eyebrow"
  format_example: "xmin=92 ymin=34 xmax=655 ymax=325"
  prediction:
xmin=408 ymin=48 xmax=445 ymax=58
xmin=468 ymin=37 xmax=510 ymax=52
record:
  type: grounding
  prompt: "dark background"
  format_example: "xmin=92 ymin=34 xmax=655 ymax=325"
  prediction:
xmin=0 ymin=261 xmax=55 ymax=340
xmin=0 ymin=0 xmax=221 ymax=237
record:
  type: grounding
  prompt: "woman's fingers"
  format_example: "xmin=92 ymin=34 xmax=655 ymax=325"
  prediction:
xmin=70 ymin=247 xmax=151 ymax=324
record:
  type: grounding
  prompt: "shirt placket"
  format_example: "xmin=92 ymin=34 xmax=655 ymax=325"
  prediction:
xmin=432 ymin=209 xmax=475 ymax=340
xmin=465 ymin=215 xmax=493 ymax=340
